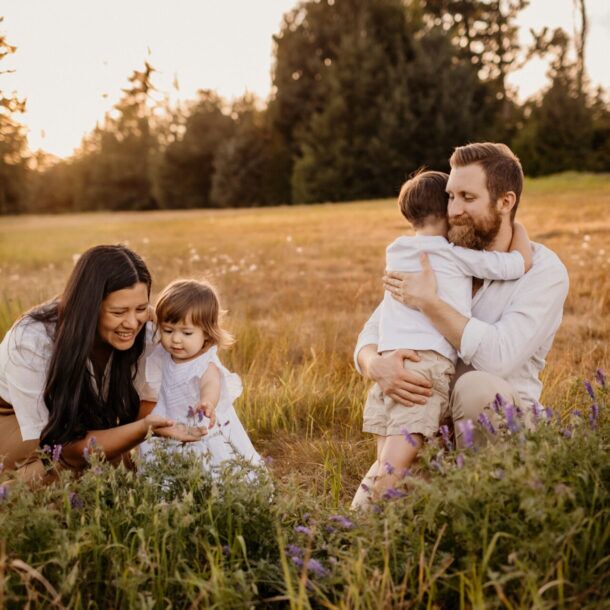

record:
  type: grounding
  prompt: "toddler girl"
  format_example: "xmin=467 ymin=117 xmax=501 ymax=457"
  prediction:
xmin=140 ymin=279 xmax=263 ymax=471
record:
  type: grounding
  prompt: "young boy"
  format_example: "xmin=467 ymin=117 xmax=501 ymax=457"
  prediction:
xmin=356 ymin=170 xmax=532 ymax=507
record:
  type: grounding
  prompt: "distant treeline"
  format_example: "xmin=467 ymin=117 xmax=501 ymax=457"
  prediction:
xmin=1 ymin=0 xmax=609 ymax=215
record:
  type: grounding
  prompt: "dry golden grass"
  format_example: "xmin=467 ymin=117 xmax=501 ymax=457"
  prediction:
xmin=1 ymin=172 xmax=608 ymax=501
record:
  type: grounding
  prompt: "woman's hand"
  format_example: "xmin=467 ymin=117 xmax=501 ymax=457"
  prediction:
xmin=384 ymin=253 xmax=438 ymax=311
xmin=367 ymin=349 xmax=433 ymax=407
xmin=143 ymin=414 xmax=207 ymax=442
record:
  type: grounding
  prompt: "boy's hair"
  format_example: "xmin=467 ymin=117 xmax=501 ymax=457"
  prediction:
xmin=155 ymin=279 xmax=234 ymax=349
xmin=449 ymin=142 xmax=523 ymax=220
xmin=398 ymin=170 xmax=449 ymax=227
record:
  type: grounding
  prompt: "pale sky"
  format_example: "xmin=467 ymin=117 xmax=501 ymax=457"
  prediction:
xmin=2 ymin=0 xmax=609 ymax=158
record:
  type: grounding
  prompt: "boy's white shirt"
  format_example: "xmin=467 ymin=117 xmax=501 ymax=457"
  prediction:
xmin=378 ymin=235 xmax=525 ymax=360
xmin=355 ymin=241 xmax=569 ymax=406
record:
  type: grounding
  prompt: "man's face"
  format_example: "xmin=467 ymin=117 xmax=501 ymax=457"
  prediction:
xmin=446 ymin=164 xmax=502 ymax=250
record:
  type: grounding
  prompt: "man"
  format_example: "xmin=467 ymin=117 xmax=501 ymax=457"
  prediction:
xmin=354 ymin=142 xmax=569 ymax=449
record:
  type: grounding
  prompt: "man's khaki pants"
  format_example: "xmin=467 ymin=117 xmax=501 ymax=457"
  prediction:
xmin=447 ymin=364 xmax=522 ymax=448
xmin=351 ymin=365 xmax=524 ymax=509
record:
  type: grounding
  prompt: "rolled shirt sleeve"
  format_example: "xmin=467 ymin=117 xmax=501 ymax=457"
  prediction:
xmin=458 ymin=259 xmax=569 ymax=377
xmin=133 ymin=322 xmax=161 ymax=402
xmin=450 ymin=245 xmax=525 ymax=281
xmin=353 ymin=303 xmax=382 ymax=373
xmin=0 ymin=320 xmax=53 ymax=441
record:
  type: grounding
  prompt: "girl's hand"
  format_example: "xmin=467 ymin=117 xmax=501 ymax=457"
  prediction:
xmin=197 ymin=402 xmax=216 ymax=428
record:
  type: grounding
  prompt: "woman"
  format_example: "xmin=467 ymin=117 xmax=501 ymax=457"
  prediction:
xmin=0 ymin=244 xmax=205 ymax=481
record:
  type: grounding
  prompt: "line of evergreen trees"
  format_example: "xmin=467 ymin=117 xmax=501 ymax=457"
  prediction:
xmin=1 ymin=0 xmax=608 ymax=215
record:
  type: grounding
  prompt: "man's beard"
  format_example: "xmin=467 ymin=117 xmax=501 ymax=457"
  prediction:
xmin=447 ymin=206 xmax=502 ymax=250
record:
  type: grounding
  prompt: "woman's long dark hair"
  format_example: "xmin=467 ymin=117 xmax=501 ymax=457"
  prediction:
xmin=30 ymin=245 xmax=152 ymax=447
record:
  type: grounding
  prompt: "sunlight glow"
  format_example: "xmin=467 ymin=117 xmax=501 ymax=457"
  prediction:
xmin=2 ymin=0 xmax=609 ymax=158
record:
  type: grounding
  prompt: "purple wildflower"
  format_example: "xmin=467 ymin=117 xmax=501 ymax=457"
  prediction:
xmin=329 ymin=515 xmax=354 ymax=529
xmin=439 ymin=424 xmax=453 ymax=450
xmin=544 ymin=407 xmax=553 ymax=421
xmin=52 ymin=444 xmax=63 ymax=462
xmin=400 ymin=427 xmax=418 ymax=447
xmin=457 ymin=419 xmax=475 ymax=448
xmin=589 ymin=404 xmax=598 ymax=428
xmin=222 ymin=545 xmax=231 ymax=556
xmin=492 ymin=393 xmax=507 ymax=414
xmin=82 ymin=447 xmax=89 ymax=460
xmin=455 ymin=454 xmax=465 ymax=468
xmin=504 ymin=405 xmax=520 ymax=434
xmin=187 ymin=405 xmax=195 ymax=419
xmin=306 ymin=558 xmax=328 ymax=578
xmin=325 ymin=525 xmax=336 ymax=534
xmin=291 ymin=555 xmax=304 ymax=569
xmin=384 ymin=461 xmax=395 ymax=475
xmin=197 ymin=410 xmax=204 ymax=423
xmin=561 ymin=427 xmax=573 ymax=439
xmin=302 ymin=513 xmax=311 ymax=522
xmin=430 ymin=458 xmax=443 ymax=473
xmin=294 ymin=525 xmax=312 ymax=536
xmin=595 ymin=368 xmax=606 ymax=388
xmin=382 ymin=487 xmax=406 ymax=501
xmin=286 ymin=544 xmax=303 ymax=557
xmin=400 ymin=468 xmax=412 ymax=479
xmin=477 ymin=412 xmax=496 ymax=435
xmin=0 ymin=485 xmax=8 ymax=502
xmin=530 ymin=402 xmax=543 ymax=423
xmin=68 ymin=491 xmax=84 ymax=510
xmin=584 ymin=380 xmax=595 ymax=400
xmin=572 ymin=409 xmax=582 ymax=418
xmin=591 ymin=403 xmax=599 ymax=421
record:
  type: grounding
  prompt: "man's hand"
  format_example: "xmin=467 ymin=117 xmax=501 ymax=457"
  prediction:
xmin=384 ymin=253 xmax=438 ymax=311
xmin=367 ymin=349 xmax=433 ymax=407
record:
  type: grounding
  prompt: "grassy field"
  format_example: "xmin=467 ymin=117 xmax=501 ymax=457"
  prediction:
xmin=0 ymin=172 xmax=609 ymax=608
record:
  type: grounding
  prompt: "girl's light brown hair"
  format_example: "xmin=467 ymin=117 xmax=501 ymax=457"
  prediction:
xmin=155 ymin=279 xmax=234 ymax=349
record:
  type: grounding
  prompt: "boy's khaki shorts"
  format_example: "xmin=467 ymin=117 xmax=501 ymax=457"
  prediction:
xmin=363 ymin=350 xmax=455 ymax=438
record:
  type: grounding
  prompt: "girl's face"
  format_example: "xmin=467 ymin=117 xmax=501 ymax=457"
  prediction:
xmin=97 ymin=282 xmax=150 ymax=351
xmin=159 ymin=312 xmax=206 ymax=362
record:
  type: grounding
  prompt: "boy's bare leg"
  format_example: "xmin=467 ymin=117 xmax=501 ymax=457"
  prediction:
xmin=373 ymin=433 xmax=423 ymax=500
xmin=351 ymin=436 xmax=387 ymax=510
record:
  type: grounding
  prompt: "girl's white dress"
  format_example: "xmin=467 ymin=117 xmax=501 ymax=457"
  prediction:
xmin=140 ymin=344 xmax=263 ymax=470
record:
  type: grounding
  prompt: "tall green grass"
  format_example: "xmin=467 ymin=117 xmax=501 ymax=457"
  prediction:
xmin=1 ymin=378 xmax=607 ymax=608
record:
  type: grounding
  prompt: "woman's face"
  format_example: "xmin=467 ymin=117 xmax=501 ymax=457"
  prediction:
xmin=97 ymin=282 xmax=150 ymax=350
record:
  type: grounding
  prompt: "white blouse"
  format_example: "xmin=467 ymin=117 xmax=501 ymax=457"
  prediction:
xmin=0 ymin=318 xmax=158 ymax=441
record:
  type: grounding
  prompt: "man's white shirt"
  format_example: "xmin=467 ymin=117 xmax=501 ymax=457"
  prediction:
xmin=356 ymin=242 xmax=569 ymax=406
xmin=379 ymin=235 xmax=525 ymax=361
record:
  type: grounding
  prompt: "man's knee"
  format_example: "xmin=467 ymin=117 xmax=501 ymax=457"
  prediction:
xmin=450 ymin=370 xmax=519 ymax=448
xmin=451 ymin=371 xmax=510 ymax=420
